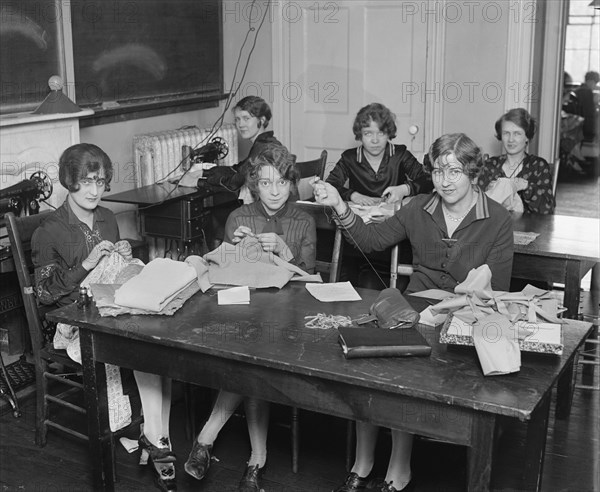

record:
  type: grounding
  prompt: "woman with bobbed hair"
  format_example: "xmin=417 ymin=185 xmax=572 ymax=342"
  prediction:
xmin=185 ymin=143 xmax=316 ymax=492
xmin=32 ymin=143 xmax=177 ymax=492
xmin=312 ymin=132 xmax=513 ymax=492
xmin=478 ymin=107 xmax=555 ymax=214
xmin=204 ymin=95 xmax=287 ymax=193
xmin=326 ymin=102 xmax=432 ymax=206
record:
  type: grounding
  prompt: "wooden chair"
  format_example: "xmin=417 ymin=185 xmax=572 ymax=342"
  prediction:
xmin=389 ymin=242 xmax=414 ymax=289
xmin=5 ymin=211 xmax=139 ymax=473
xmin=550 ymin=158 xmax=560 ymax=197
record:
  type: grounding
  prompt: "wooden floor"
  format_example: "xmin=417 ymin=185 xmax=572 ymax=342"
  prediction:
xmin=0 ymin=365 xmax=598 ymax=492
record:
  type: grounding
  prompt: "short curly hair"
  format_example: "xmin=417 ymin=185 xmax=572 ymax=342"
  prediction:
xmin=352 ymin=103 xmax=397 ymax=140
xmin=58 ymin=143 xmax=113 ymax=192
xmin=246 ymin=144 xmax=298 ymax=201
xmin=494 ymin=107 xmax=536 ymax=141
xmin=425 ymin=133 xmax=484 ymax=181
xmin=233 ymin=96 xmax=272 ymax=129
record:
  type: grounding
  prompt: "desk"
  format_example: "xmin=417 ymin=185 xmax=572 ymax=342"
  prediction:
xmin=103 ymin=182 xmax=238 ymax=251
xmin=512 ymin=214 xmax=599 ymax=318
xmin=47 ymin=285 xmax=592 ymax=492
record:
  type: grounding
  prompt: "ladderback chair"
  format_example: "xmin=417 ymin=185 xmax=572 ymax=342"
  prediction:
xmin=389 ymin=242 xmax=414 ymax=289
xmin=5 ymin=211 xmax=90 ymax=445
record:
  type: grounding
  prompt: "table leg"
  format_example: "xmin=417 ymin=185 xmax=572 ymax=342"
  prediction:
xmin=467 ymin=412 xmax=496 ymax=492
xmin=563 ymin=259 xmax=582 ymax=319
xmin=80 ymin=329 xmax=115 ymax=492
xmin=555 ymin=359 xmax=575 ymax=419
xmin=522 ymin=391 xmax=551 ymax=491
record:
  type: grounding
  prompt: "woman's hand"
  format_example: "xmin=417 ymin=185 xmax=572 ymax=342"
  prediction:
xmin=381 ymin=184 xmax=410 ymax=204
xmin=231 ymin=225 xmax=255 ymax=244
xmin=311 ymin=178 xmax=348 ymax=214
xmin=114 ymin=240 xmax=132 ymax=259
xmin=256 ymin=233 xmax=287 ymax=254
xmin=82 ymin=240 xmax=115 ymax=271
xmin=350 ymin=192 xmax=380 ymax=206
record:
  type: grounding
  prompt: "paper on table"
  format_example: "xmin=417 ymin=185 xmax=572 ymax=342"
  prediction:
xmin=218 ymin=286 xmax=250 ymax=305
xmin=513 ymin=231 xmax=540 ymax=245
xmin=305 ymin=281 xmax=362 ymax=302
xmin=410 ymin=289 xmax=455 ymax=300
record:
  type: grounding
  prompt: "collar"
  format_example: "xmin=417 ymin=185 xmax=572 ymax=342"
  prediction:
xmin=423 ymin=188 xmax=489 ymax=221
xmin=252 ymin=200 xmax=289 ymax=221
xmin=254 ymin=131 xmax=275 ymax=144
xmin=63 ymin=198 xmax=104 ymax=226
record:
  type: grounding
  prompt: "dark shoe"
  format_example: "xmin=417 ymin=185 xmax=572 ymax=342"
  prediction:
xmin=333 ymin=472 xmax=370 ymax=492
xmin=184 ymin=441 xmax=213 ymax=481
xmin=139 ymin=434 xmax=177 ymax=463
xmin=238 ymin=464 xmax=266 ymax=492
xmin=367 ymin=479 xmax=414 ymax=492
xmin=151 ymin=462 xmax=177 ymax=492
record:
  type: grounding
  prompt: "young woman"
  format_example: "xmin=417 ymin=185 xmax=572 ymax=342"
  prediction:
xmin=312 ymin=133 xmax=513 ymax=492
xmin=31 ymin=144 xmax=176 ymax=492
xmin=185 ymin=144 xmax=316 ymax=492
xmin=204 ymin=95 xmax=286 ymax=193
xmin=478 ymin=108 xmax=555 ymax=214
xmin=326 ymin=103 xmax=432 ymax=206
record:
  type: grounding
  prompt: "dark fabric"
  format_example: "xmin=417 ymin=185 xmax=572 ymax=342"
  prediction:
xmin=335 ymin=190 xmax=514 ymax=294
xmin=206 ymin=131 xmax=284 ymax=191
xmin=575 ymin=84 xmax=598 ymax=141
xmin=224 ymin=201 xmax=317 ymax=273
xmin=31 ymin=200 xmax=120 ymax=306
xmin=477 ymin=153 xmax=555 ymax=214
xmin=325 ymin=144 xmax=433 ymax=201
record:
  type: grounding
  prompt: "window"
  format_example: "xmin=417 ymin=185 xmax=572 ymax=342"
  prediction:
xmin=564 ymin=0 xmax=599 ymax=83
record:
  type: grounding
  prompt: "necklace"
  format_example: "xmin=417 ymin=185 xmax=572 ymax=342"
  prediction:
xmin=442 ymin=194 xmax=477 ymax=223
xmin=504 ymin=157 xmax=524 ymax=178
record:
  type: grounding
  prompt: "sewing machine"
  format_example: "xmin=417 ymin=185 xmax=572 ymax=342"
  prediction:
xmin=0 ymin=171 xmax=53 ymax=217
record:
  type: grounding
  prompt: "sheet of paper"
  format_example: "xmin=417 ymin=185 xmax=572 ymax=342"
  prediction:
xmin=513 ymin=231 xmax=540 ymax=245
xmin=218 ymin=286 xmax=250 ymax=305
xmin=305 ymin=281 xmax=362 ymax=302
xmin=410 ymin=289 xmax=455 ymax=300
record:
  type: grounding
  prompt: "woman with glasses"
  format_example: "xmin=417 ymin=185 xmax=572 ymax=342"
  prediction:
xmin=478 ymin=108 xmax=555 ymax=214
xmin=31 ymin=143 xmax=177 ymax=492
xmin=312 ymin=133 xmax=513 ymax=492
xmin=185 ymin=143 xmax=316 ymax=492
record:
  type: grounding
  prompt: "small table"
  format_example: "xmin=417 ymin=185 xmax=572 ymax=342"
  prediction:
xmin=512 ymin=214 xmax=599 ymax=319
xmin=47 ymin=284 xmax=592 ymax=492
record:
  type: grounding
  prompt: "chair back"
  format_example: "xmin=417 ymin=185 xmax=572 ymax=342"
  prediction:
xmin=295 ymin=150 xmax=327 ymax=180
xmin=5 ymin=212 xmax=50 ymax=352
xmin=550 ymin=158 xmax=560 ymax=197
xmin=293 ymin=202 xmax=342 ymax=283
xmin=389 ymin=243 xmax=414 ymax=289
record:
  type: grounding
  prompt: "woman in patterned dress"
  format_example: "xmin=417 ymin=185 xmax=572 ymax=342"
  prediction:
xmin=478 ymin=108 xmax=555 ymax=214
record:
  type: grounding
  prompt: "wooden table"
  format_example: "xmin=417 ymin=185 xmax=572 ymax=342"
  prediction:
xmin=47 ymin=285 xmax=592 ymax=492
xmin=512 ymin=214 xmax=599 ymax=319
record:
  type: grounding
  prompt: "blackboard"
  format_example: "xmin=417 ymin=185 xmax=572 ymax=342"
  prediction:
xmin=0 ymin=0 xmax=63 ymax=112
xmin=71 ymin=0 xmax=223 ymax=109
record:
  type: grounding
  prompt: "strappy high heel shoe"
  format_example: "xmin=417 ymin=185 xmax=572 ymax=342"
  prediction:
xmin=139 ymin=434 xmax=177 ymax=491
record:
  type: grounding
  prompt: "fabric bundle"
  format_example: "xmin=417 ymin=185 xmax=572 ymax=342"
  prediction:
xmin=114 ymin=258 xmax=198 ymax=312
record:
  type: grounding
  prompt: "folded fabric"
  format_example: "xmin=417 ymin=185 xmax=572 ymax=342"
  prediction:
xmin=472 ymin=313 xmax=521 ymax=376
xmin=485 ymin=177 xmax=524 ymax=213
xmin=114 ymin=258 xmax=198 ymax=312
xmin=454 ymin=264 xmax=494 ymax=298
xmin=202 ymin=237 xmax=295 ymax=289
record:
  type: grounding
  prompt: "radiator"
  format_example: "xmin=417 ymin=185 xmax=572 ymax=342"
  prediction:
xmin=133 ymin=124 xmax=239 ymax=186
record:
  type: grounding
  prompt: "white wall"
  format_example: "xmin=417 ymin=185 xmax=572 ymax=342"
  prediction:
xmin=81 ymin=0 xmax=273 ymax=238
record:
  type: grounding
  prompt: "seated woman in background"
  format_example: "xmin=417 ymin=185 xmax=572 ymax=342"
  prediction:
xmin=185 ymin=143 xmax=316 ymax=492
xmin=204 ymin=95 xmax=286 ymax=196
xmin=313 ymin=133 xmax=513 ymax=492
xmin=32 ymin=144 xmax=177 ymax=492
xmin=326 ymin=102 xmax=432 ymax=205
xmin=478 ymin=107 xmax=555 ymax=214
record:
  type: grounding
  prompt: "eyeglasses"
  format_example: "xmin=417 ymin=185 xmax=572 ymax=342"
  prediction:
xmin=431 ymin=167 xmax=464 ymax=181
xmin=79 ymin=177 xmax=107 ymax=187
xmin=258 ymin=178 xmax=290 ymax=189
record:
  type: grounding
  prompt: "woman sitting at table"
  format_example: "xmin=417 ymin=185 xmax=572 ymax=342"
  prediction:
xmin=204 ymin=95 xmax=287 ymax=196
xmin=185 ymin=143 xmax=316 ymax=492
xmin=325 ymin=102 xmax=432 ymax=206
xmin=478 ymin=107 xmax=555 ymax=214
xmin=31 ymin=144 xmax=177 ymax=492
xmin=312 ymin=133 xmax=513 ymax=492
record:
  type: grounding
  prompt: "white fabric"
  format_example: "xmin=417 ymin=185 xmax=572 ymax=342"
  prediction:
xmin=114 ymin=258 xmax=198 ymax=312
xmin=485 ymin=177 xmax=524 ymax=213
